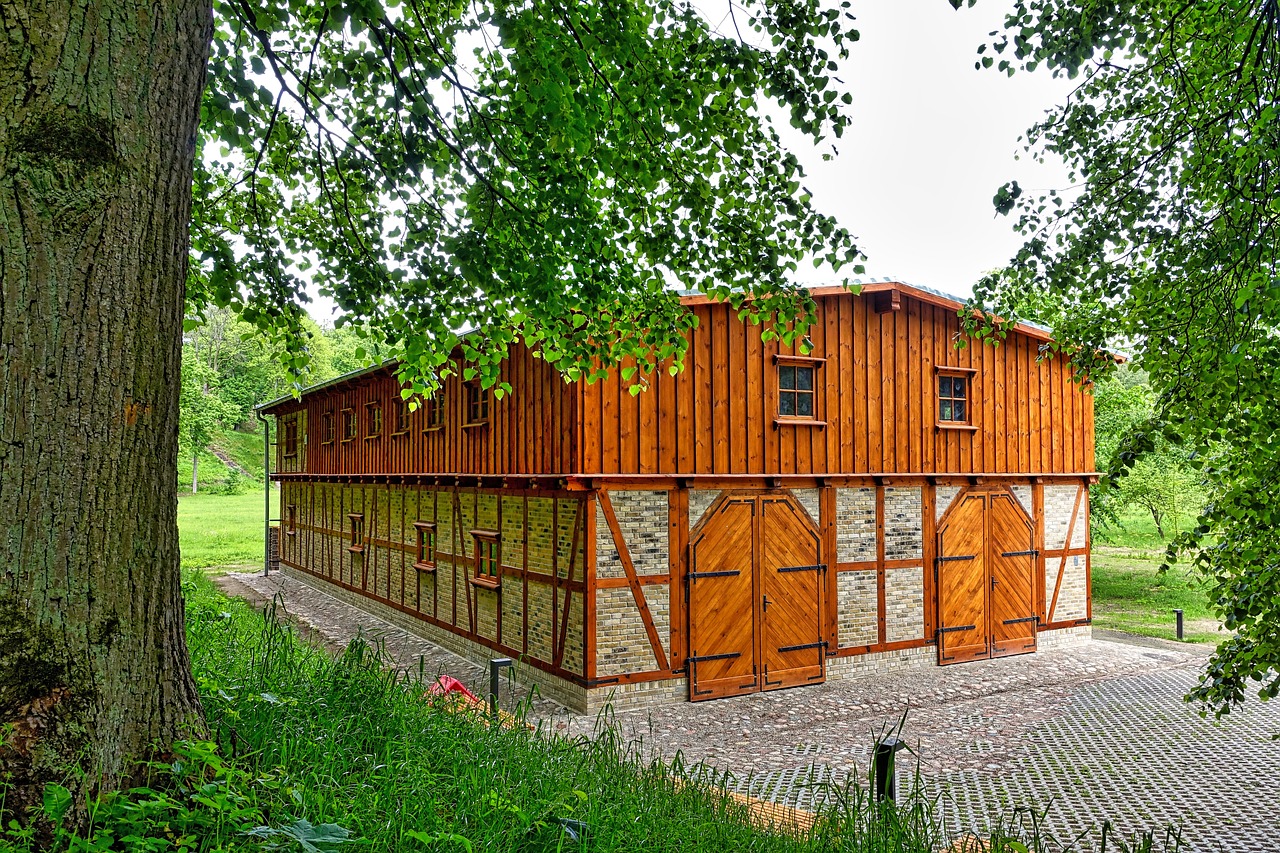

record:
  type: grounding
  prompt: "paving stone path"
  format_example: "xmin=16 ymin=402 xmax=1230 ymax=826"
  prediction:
xmin=219 ymin=570 xmax=1280 ymax=853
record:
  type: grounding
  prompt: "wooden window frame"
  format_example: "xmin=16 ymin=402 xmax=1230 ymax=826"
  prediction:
xmin=364 ymin=401 xmax=383 ymax=440
xmin=935 ymin=366 xmax=978 ymax=431
xmin=282 ymin=418 xmax=299 ymax=457
xmin=772 ymin=354 xmax=826 ymax=429
xmin=392 ymin=397 xmax=411 ymax=436
xmin=341 ymin=408 xmax=358 ymax=443
xmin=321 ymin=411 xmax=335 ymax=445
xmin=286 ymin=504 xmax=297 ymax=536
xmin=412 ymin=521 xmax=437 ymax=572
xmin=468 ymin=529 xmax=501 ymax=589
xmin=423 ymin=392 xmax=446 ymax=432
xmin=347 ymin=513 xmax=365 ymax=553
xmin=463 ymin=382 xmax=489 ymax=428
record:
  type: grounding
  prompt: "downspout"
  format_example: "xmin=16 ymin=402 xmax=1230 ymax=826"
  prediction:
xmin=257 ymin=410 xmax=272 ymax=577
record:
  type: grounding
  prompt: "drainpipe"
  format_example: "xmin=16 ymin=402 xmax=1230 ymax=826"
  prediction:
xmin=257 ymin=410 xmax=272 ymax=577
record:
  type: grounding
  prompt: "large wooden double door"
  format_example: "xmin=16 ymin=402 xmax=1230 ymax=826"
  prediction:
xmin=936 ymin=490 xmax=1038 ymax=664
xmin=686 ymin=494 xmax=825 ymax=701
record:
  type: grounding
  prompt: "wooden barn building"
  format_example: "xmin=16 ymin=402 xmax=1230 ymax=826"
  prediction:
xmin=259 ymin=281 xmax=1094 ymax=712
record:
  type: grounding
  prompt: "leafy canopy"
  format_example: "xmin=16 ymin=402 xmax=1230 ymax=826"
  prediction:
xmin=955 ymin=0 xmax=1280 ymax=710
xmin=192 ymin=0 xmax=865 ymax=398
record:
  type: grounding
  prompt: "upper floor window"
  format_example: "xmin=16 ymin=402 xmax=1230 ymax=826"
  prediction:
xmin=283 ymin=419 xmax=299 ymax=457
xmin=342 ymin=408 xmax=357 ymax=442
xmin=322 ymin=411 xmax=335 ymax=445
xmin=465 ymin=382 xmax=488 ymax=425
xmin=424 ymin=392 xmax=445 ymax=431
xmin=470 ymin=530 xmax=501 ymax=588
xmin=938 ymin=374 xmax=969 ymax=423
xmin=392 ymin=397 xmax=410 ymax=435
xmin=777 ymin=361 xmax=817 ymax=419
xmin=365 ymin=401 xmax=383 ymax=438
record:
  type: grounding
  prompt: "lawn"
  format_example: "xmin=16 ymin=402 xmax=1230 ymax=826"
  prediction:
xmin=178 ymin=488 xmax=273 ymax=571
xmin=1090 ymin=504 xmax=1221 ymax=644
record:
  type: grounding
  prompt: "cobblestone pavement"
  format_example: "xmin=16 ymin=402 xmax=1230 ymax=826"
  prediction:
xmin=219 ymin=570 xmax=1280 ymax=852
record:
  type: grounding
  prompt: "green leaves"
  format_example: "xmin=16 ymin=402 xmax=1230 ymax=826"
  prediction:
xmin=195 ymin=0 xmax=863 ymax=395
xmin=972 ymin=0 xmax=1280 ymax=713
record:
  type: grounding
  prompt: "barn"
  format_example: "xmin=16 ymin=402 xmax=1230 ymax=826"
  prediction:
xmin=259 ymin=281 xmax=1094 ymax=713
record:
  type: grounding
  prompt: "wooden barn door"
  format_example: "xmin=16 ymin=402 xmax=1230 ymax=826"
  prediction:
xmin=688 ymin=498 xmax=760 ymax=700
xmin=936 ymin=492 xmax=990 ymax=664
xmin=988 ymin=493 xmax=1038 ymax=658
xmin=936 ymin=489 xmax=1038 ymax=665
xmin=760 ymin=497 xmax=825 ymax=691
xmin=688 ymin=493 xmax=825 ymax=701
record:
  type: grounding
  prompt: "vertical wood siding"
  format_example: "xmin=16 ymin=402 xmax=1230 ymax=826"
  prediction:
xmin=281 ymin=343 xmax=577 ymax=475
xmin=579 ymin=291 xmax=1094 ymax=476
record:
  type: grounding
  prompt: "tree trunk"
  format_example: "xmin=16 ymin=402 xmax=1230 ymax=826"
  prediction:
xmin=0 ymin=0 xmax=213 ymax=824
xmin=192 ymin=451 xmax=200 ymax=494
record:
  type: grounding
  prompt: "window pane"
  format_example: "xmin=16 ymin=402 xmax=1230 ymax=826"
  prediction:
xmin=797 ymin=366 xmax=813 ymax=391
xmin=953 ymin=378 xmax=966 ymax=399
xmin=939 ymin=376 xmax=952 ymax=397
xmin=954 ymin=400 xmax=966 ymax=422
xmin=779 ymin=365 xmax=795 ymax=390
xmin=798 ymin=392 xmax=813 ymax=417
xmin=779 ymin=392 xmax=796 ymax=416
xmin=940 ymin=400 xmax=953 ymax=421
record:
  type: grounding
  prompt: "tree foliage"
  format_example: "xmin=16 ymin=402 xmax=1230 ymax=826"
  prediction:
xmin=955 ymin=0 xmax=1280 ymax=709
xmin=1090 ymin=369 xmax=1200 ymax=540
xmin=192 ymin=0 xmax=866 ymax=399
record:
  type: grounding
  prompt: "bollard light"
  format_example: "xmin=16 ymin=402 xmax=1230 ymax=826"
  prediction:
xmin=489 ymin=657 xmax=514 ymax=718
xmin=873 ymin=736 xmax=906 ymax=802
xmin=1174 ymin=609 xmax=1184 ymax=641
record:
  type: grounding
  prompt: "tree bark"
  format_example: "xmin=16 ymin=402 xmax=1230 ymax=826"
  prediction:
xmin=0 ymin=0 xmax=213 ymax=822
xmin=193 ymin=451 xmax=200 ymax=494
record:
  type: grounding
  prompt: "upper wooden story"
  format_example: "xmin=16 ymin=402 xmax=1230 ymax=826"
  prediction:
xmin=261 ymin=282 xmax=1095 ymax=479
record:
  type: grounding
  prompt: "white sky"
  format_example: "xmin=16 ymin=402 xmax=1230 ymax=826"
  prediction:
xmin=306 ymin=0 xmax=1075 ymax=321
xmin=780 ymin=0 xmax=1075 ymax=299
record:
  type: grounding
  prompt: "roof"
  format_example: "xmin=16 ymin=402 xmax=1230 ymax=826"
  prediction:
xmin=257 ymin=279 xmax=1054 ymax=414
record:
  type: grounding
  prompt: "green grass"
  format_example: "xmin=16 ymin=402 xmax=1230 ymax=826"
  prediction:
xmin=1090 ymin=503 xmax=1223 ymax=644
xmin=212 ymin=426 xmax=270 ymax=480
xmin=1092 ymin=503 xmax=1201 ymax=550
xmin=0 ymin=572 xmax=1183 ymax=853
xmin=1090 ymin=548 xmax=1221 ymax=644
xmin=178 ymin=489 xmax=273 ymax=571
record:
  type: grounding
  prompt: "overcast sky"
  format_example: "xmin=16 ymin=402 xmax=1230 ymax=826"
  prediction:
xmin=305 ymin=1 xmax=1075 ymax=321
xmin=780 ymin=0 xmax=1075 ymax=299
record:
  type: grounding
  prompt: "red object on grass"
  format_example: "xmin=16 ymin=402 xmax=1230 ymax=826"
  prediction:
xmin=427 ymin=675 xmax=480 ymax=703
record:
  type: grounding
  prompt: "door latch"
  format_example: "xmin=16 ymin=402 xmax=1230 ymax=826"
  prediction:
xmin=762 ymin=594 xmax=771 ymax=612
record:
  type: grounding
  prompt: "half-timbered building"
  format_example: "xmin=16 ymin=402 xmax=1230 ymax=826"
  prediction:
xmin=260 ymin=281 xmax=1095 ymax=712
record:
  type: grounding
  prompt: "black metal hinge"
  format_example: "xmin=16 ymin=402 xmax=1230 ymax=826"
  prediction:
xmin=778 ymin=564 xmax=826 ymax=574
xmin=1001 ymin=549 xmax=1039 ymax=558
xmin=687 ymin=651 xmax=742 ymax=664
xmin=778 ymin=640 xmax=827 ymax=653
xmin=937 ymin=624 xmax=976 ymax=634
xmin=936 ymin=555 xmax=976 ymax=563
xmin=1003 ymin=616 xmax=1038 ymax=626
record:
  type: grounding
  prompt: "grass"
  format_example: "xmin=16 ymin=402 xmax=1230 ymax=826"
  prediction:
xmin=178 ymin=426 xmax=269 ymax=496
xmin=0 ymin=572 xmax=1183 ymax=853
xmin=1090 ymin=504 xmax=1221 ymax=644
xmin=212 ymin=426 xmax=271 ymax=480
xmin=178 ymin=489 xmax=273 ymax=571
